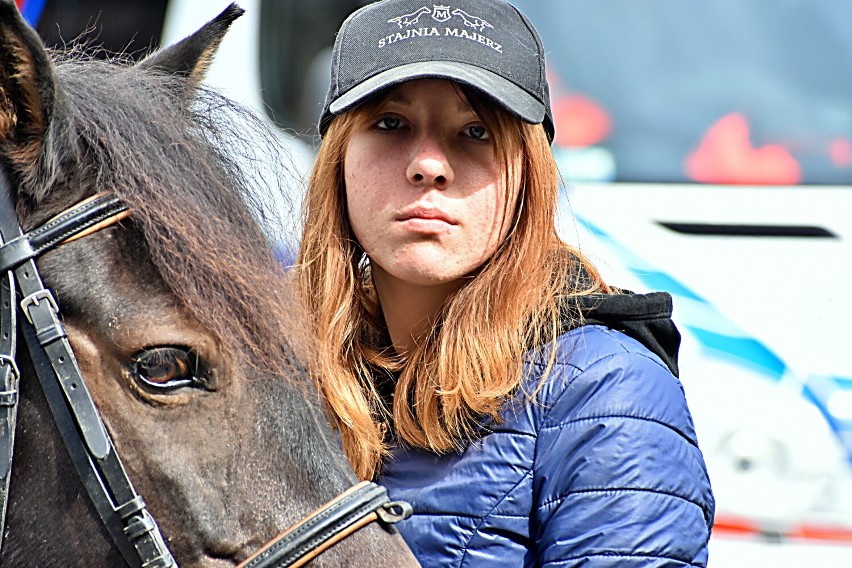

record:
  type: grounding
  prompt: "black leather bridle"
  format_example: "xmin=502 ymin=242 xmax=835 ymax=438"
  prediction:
xmin=0 ymin=167 xmax=411 ymax=567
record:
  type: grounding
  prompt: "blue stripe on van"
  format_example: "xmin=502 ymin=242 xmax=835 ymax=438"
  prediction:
xmin=805 ymin=375 xmax=852 ymax=445
xmin=633 ymin=271 xmax=705 ymax=303
xmin=686 ymin=327 xmax=786 ymax=379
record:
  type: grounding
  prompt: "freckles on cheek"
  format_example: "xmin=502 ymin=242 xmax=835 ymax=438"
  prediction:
xmin=477 ymin=186 xmax=509 ymax=237
xmin=344 ymin=155 xmax=377 ymax=200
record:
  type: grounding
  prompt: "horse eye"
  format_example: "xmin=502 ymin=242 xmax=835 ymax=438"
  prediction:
xmin=130 ymin=347 xmax=210 ymax=393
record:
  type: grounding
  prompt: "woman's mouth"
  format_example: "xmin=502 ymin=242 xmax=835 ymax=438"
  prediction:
xmin=395 ymin=207 xmax=456 ymax=233
xmin=396 ymin=207 xmax=455 ymax=224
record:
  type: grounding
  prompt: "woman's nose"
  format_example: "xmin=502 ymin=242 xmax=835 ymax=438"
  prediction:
xmin=406 ymin=137 xmax=454 ymax=189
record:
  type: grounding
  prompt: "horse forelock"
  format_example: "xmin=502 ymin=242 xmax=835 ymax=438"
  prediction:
xmin=38 ymin=55 xmax=310 ymax=383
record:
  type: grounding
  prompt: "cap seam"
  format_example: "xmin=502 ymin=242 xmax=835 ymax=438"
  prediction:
xmin=509 ymin=5 xmax=545 ymax=93
xmin=333 ymin=3 xmax=370 ymax=97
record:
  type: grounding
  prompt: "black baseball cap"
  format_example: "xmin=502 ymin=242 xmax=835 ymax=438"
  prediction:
xmin=319 ymin=0 xmax=554 ymax=141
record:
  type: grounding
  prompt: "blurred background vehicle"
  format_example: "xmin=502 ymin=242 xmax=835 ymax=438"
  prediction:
xmin=24 ymin=0 xmax=852 ymax=565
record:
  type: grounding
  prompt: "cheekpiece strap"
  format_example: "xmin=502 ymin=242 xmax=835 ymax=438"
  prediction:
xmin=238 ymin=481 xmax=413 ymax=568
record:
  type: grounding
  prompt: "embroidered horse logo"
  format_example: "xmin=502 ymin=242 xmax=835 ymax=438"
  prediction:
xmin=451 ymin=8 xmax=493 ymax=32
xmin=388 ymin=6 xmax=432 ymax=28
xmin=431 ymin=5 xmax=451 ymax=22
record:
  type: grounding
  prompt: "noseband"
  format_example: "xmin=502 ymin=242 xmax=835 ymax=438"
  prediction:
xmin=0 ymin=170 xmax=410 ymax=567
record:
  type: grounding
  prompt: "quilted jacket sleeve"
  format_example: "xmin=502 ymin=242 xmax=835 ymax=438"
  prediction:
xmin=531 ymin=327 xmax=714 ymax=567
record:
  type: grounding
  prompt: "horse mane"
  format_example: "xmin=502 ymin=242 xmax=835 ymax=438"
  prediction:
xmin=31 ymin=52 xmax=311 ymax=380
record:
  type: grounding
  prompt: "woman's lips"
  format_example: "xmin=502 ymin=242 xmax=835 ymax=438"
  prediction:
xmin=395 ymin=207 xmax=456 ymax=233
xmin=396 ymin=207 xmax=455 ymax=224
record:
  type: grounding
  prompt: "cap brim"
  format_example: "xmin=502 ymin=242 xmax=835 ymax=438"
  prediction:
xmin=328 ymin=61 xmax=546 ymax=125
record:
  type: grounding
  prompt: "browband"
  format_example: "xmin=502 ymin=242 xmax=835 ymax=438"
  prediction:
xmin=0 ymin=193 xmax=129 ymax=275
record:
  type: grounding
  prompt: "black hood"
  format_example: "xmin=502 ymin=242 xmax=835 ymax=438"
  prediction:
xmin=561 ymin=291 xmax=681 ymax=377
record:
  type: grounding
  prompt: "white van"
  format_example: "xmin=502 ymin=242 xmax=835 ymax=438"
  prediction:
xmin=45 ymin=0 xmax=852 ymax=564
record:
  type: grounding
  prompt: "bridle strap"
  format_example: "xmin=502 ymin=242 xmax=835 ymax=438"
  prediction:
xmin=0 ymin=271 xmax=18 ymax=542
xmin=0 ymin=192 xmax=129 ymax=275
xmin=0 ymin=174 xmax=175 ymax=567
xmin=238 ymin=481 xmax=412 ymax=568
xmin=0 ymin=176 xmax=26 ymax=546
xmin=20 ymin=321 xmax=175 ymax=567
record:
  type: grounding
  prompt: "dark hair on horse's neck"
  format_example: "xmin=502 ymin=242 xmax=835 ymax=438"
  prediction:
xmin=30 ymin=54 xmax=309 ymax=381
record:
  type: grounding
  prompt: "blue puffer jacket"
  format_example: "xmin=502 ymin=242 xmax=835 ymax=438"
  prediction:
xmin=378 ymin=292 xmax=715 ymax=567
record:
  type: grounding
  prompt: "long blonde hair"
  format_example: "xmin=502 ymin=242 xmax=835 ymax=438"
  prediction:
xmin=296 ymin=88 xmax=610 ymax=479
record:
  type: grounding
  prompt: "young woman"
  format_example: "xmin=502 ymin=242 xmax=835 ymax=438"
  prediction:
xmin=296 ymin=0 xmax=715 ymax=565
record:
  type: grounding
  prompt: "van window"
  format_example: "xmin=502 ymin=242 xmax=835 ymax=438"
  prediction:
xmin=513 ymin=0 xmax=852 ymax=185
xmin=259 ymin=0 xmax=367 ymax=135
xmin=35 ymin=0 xmax=168 ymax=60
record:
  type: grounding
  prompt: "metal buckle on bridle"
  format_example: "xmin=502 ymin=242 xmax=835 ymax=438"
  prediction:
xmin=0 ymin=353 xmax=21 ymax=410
xmin=376 ymin=499 xmax=413 ymax=524
xmin=0 ymin=355 xmax=19 ymax=408
xmin=0 ymin=355 xmax=19 ymax=383
xmin=20 ymin=289 xmax=59 ymax=325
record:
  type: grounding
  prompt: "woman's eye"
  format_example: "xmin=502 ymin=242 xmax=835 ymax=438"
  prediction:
xmin=375 ymin=116 xmax=402 ymax=131
xmin=129 ymin=347 xmax=211 ymax=393
xmin=464 ymin=124 xmax=489 ymax=140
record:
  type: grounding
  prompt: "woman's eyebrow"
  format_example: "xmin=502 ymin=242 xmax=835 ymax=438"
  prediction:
xmin=457 ymin=99 xmax=475 ymax=113
xmin=385 ymin=92 xmax=412 ymax=105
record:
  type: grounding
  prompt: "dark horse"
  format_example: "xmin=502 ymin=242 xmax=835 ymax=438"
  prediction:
xmin=0 ymin=2 xmax=418 ymax=566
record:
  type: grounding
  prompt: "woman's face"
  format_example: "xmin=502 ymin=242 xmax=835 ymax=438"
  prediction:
xmin=344 ymin=79 xmax=519 ymax=294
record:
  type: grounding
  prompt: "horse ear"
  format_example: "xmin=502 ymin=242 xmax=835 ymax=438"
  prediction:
xmin=137 ymin=3 xmax=244 ymax=93
xmin=0 ymin=0 xmax=57 ymax=169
